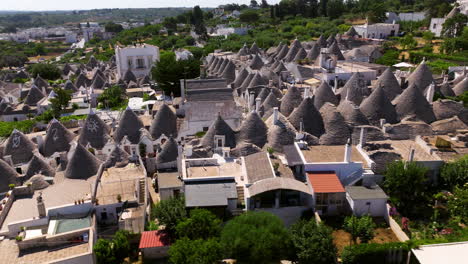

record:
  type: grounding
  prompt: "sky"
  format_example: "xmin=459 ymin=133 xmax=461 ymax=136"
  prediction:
xmin=0 ymin=0 xmax=280 ymax=11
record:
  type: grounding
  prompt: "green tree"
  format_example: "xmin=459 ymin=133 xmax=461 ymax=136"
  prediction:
xmin=240 ymin=10 xmax=260 ymax=23
xmin=94 ymin=239 xmax=117 ymax=264
xmin=399 ymin=34 xmax=418 ymax=49
xmin=442 ymin=13 xmax=468 ymax=38
xmin=151 ymin=51 xmax=200 ymax=96
xmin=447 ymin=184 xmax=468 ymax=224
xmin=383 ymin=161 xmax=429 ymax=217
xmin=176 ymin=209 xmax=222 ymax=240
xmin=422 ymin=31 xmax=435 ymax=45
xmin=290 ymin=219 xmax=337 ymax=263
xmin=49 ymin=87 xmax=72 ymax=117
xmin=151 ymin=196 xmax=187 ymax=236
xmin=168 ymin=238 xmax=222 ymax=264
xmin=113 ymin=230 xmax=131 ymax=263
xmin=343 ymin=215 xmax=375 ymax=244
xmin=104 ymin=22 xmax=124 ymax=33
xmin=97 ymin=85 xmax=126 ymax=109
xmin=220 ymin=211 xmax=292 ymax=263
xmin=441 ymin=155 xmax=468 ymax=191
xmin=28 ymin=63 xmax=61 ymax=80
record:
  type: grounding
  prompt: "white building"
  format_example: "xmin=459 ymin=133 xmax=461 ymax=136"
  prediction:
xmin=353 ymin=23 xmax=399 ymax=39
xmin=429 ymin=18 xmax=446 ymax=37
xmin=115 ymin=44 xmax=160 ymax=79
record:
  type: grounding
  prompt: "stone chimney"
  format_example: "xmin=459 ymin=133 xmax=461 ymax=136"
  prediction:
xmin=37 ymin=193 xmax=46 ymax=218
xmin=426 ymin=82 xmax=435 ymax=103
xmin=255 ymin=98 xmax=261 ymax=113
xmin=359 ymin=127 xmax=367 ymax=147
xmin=249 ymin=93 xmax=255 ymax=111
xmin=273 ymin=107 xmax=279 ymax=124
xmin=344 ymin=139 xmax=352 ymax=163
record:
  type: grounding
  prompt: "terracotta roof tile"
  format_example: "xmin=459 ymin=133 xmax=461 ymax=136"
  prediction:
xmin=139 ymin=230 xmax=171 ymax=249
xmin=307 ymin=172 xmax=345 ymax=193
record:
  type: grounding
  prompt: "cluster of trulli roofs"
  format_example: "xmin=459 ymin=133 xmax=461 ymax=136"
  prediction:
xmin=0 ymin=55 xmax=151 ymax=121
xmin=0 ymin=30 xmax=467 ymax=263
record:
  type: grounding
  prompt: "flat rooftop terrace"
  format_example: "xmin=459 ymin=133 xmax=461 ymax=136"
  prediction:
xmin=368 ymin=140 xmax=440 ymax=161
xmin=301 ymin=145 xmax=368 ymax=165
xmin=96 ymin=163 xmax=144 ymax=205
xmin=0 ymin=172 xmax=94 ymax=232
xmin=186 ymin=161 xmax=242 ymax=179
xmin=0 ymin=238 xmax=89 ymax=264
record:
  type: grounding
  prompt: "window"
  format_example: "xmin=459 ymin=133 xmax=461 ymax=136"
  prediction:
xmin=433 ymin=23 xmax=437 ymax=29
xmin=203 ymin=127 xmax=209 ymax=131
xmin=136 ymin=58 xmax=145 ymax=69
xmin=127 ymin=58 xmax=133 ymax=69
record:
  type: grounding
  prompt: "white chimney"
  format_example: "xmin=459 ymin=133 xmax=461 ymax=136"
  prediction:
xmin=408 ymin=148 xmax=415 ymax=162
xmin=255 ymin=98 xmax=261 ymax=113
xmin=303 ymin=88 xmax=310 ymax=99
xmin=359 ymin=127 xmax=367 ymax=147
xmin=37 ymin=193 xmax=46 ymax=218
xmin=334 ymin=75 xmax=339 ymax=92
xmin=426 ymin=82 xmax=435 ymax=103
xmin=380 ymin=118 xmax=386 ymax=128
xmin=344 ymin=139 xmax=352 ymax=163
xmin=249 ymin=93 xmax=255 ymax=111
xmin=273 ymin=107 xmax=279 ymax=124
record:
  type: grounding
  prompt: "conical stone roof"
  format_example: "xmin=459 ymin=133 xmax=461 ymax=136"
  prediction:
xmin=24 ymin=85 xmax=45 ymax=106
xmin=0 ymin=158 xmax=17 ymax=192
xmin=314 ymin=81 xmax=338 ymax=110
xmin=288 ymin=97 xmax=325 ymax=137
xmin=340 ymin=73 xmax=370 ymax=105
xmin=105 ymin=144 xmax=130 ymax=168
xmin=208 ymin=57 xmax=220 ymax=71
xmin=319 ymin=103 xmax=350 ymax=145
xmin=200 ymin=114 xmax=236 ymax=149
xmin=62 ymin=63 xmax=73 ymax=75
xmin=156 ymin=137 xmax=178 ymax=165
xmin=150 ymin=104 xmax=177 ymax=139
xmin=214 ymin=58 xmax=228 ymax=76
xmin=360 ymin=85 xmax=398 ymax=125
xmin=75 ymin=73 xmax=89 ymax=88
xmin=273 ymin=62 xmax=287 ymax=74
xmin=439 ymin=82 xmax=455 ymax=97
xmin=114 ymin=108 xmax=144 ymax=144
xmin=316 ymin=35 xmax=327 ymax=48
xmin=34 ymin=75 xmax=48 ymax=89
xmin=237 ymin=44 xmax=250 ymax=57
xmin=237 ymin=111 xmax=268 ymax=148
xmin=122 ymin=69 xmax=137 ymax=83
xmin=64 ymin=80 xmax=77 ymax=92
xmin=306 ymin=43 xmax=320 ymax=61
xmin=257 ymin=88 xmax=270 ymax=103
xmin=64 ymin=143 xmax=102 ymax=179
xmin=233 ymin=67 xmax=249 ymax=89
xmin=41 ymin=119 xmax=75 ymax=157
xmin=337 ymin=99 xmax=370 ymax=126
xmin=265 ymin=111 xmax=297 ymax=152
xmin=345 ymin=26 xmax=358 ymax=37
xmin=284 ymin=45 xmax=299 ymax=62
xmin=276 ymin=44 xmax=289 ymax=60
xmin=453 ymin=77 xmax=468 ymax=96
xmin=221 ymin=61 xmax=236 ymax=84
xmin=280 ymin=86 xmax=302 ymax=116
xmin=91 ymin=75 xmax=106 ymax=89
xmin=249 ymin=55 xmax=264 ymax=70
xmin=373 ymin=68 xmax=402 ymax=100
xmin=78 ymin=111 xmax=111 ymax=149
xmin=4 ymin=129 xmax=36 ymax=165
xmin=293 ymin=48 xmax=307 ymax=61
xmin=87 ymin=55 xmax=98 ymax=69
xmin=250 ymin=42 xmax=261 ymax=54
xmin=407 ymin=60 xmax=434 ymax=92
xmin=328 ymin=41 xmax=345 ymax=60
xmin=393 ymin=84 xmax=436 ymax=124
xmin=260 ymin=92 xmax=280 ymax=118
xmin=25 ymin=153 xmax=55 ymax=180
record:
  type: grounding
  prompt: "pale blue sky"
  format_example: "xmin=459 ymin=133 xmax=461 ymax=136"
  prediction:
xmin=1 ymin=0 xmax=280 ymax=11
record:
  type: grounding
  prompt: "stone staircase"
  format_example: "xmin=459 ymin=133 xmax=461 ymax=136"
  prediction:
xmin=138 ymin=178 xmax=145 ymax=204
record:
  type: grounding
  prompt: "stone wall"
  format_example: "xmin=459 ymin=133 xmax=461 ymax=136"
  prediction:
xmin=0 ymin=191 xmax=15 ymax=231
xmin=383 ymin=203 xmax=410 ymax=242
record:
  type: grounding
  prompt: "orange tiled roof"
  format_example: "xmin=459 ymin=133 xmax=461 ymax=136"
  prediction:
xmin=307 ymin=172 xmax=345 ymax=193
xmin=139 ymin=230 xmax=171 ymax=249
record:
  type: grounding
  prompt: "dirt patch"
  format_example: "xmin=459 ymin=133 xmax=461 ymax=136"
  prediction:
xmin=332 ymin=227 xmax=399 ymax=255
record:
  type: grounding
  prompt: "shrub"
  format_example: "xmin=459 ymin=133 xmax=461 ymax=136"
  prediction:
xmin=341 ymin=242 xmax=410 ymax=264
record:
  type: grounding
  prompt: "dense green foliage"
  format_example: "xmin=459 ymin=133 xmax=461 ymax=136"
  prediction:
xmin=343 ymin=215 xmax=376 ymax=244
xmin=441 ymin=155 xmax=468 ymax=190
xmin=175 ymin=209 xmax=222 ymax=240
xmin=151 ymin=196 xmax=187 ymax=236
xmin=447 ymin=184 xmax=468 ymax=224
xmin=151 ymin=51 xmax=200 ymax=96
xmin=27 ymin=63 xmax=62 ymax=80
xmin=290 ymin=219 xmax=337 ymax=263
xmin=341 ymin=242 xmax=410 ymax=264
xmin=168 ymin=238 xmax=222 ymax=264
xmin=49 ymin=87 xmax=72 ymax=117
xmin=97 ymin=85 xmax=126 ymax=110
xmin=220 ymin=211 xmax=292 ymax=263
xmin=93 ymin=230 xmax=131 ymax=264
xmin=0 ymin=41 xmax=50 ymax=67
xmin=383 ymin=161 xmax=430 ymax=218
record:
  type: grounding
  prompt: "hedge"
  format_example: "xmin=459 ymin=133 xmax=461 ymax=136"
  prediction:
xmin=409 ymin=51 xmax=468 ymax=63
xmin=341 ymin=242 xmax=410 ymax=264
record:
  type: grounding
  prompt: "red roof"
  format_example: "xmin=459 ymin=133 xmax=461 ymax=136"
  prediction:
xmin=307 ymin=172 xmax=345 ymax=193
xmin=139 ymin=230 xmax=171 ymax=249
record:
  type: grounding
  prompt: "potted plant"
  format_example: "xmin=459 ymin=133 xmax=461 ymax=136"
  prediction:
xmin=15 ymin=236 xmax=23 ymax=242
xmin=8 ymin=184 xmax=15 ymax=190
xmin=20 ymin=226 xmax=25 ymax=232
xmin=267 ymin=147 xmax=275 ymax=158
xmin=117 ymin=194 xmax=122 ymax=203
